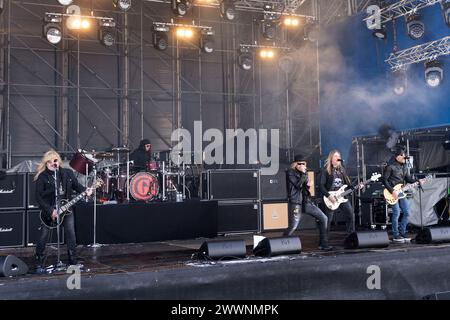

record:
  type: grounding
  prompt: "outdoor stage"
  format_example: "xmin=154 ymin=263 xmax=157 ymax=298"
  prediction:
xmin=1 ymin=229 xmax=450 ymax=300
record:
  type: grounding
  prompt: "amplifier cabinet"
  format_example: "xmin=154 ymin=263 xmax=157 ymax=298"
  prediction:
xmin=205 ymin=169 xmax=260 ymax=201
xmin=0 ymin=173 xmax=26 ymax=210
xmin=218 ymin=200 xmax=260 ymax=234
xmin=26 ymin=210 xmax=64 ymax=246
xmin=261 ymin=202 xmax=288 ymax=231
xmin=27 ymin=173 xmax=39 ymax=209
xmin=0 ymin=211 xmax=25 ymax=248
xmin=260 ymin=170 xmax=287 ymax=201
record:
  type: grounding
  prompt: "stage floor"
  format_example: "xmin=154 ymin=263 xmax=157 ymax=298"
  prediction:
xmin=1 ymin=229 xmax=450 ymax=300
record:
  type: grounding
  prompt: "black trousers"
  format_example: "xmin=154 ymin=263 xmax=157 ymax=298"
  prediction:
xmin=36 ymin=213 xmax=76 ymax=257
xmin=284 ymin=201 xmax=329 ymax=247
xmin=324 ymin=200 xmax=355 ymax=235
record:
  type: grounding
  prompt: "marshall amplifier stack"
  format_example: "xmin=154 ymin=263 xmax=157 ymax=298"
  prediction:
xmin=0 ymin=172 xmax=63 ymax=248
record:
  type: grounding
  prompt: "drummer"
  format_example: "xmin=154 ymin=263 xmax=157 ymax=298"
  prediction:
xmin=130 ymin=138 xmax=152 ymax=171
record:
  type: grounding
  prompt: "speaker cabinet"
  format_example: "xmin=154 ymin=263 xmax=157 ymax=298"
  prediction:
xmin=198 ymin=240 xmax=247 ymax=260
xmin=344 ymin=230 xmax=389 ymax=249
xmin=206 ymin=169 xmax=259 ymax=200
xmin=253 ymin=236 xmax=302 ymax=257
xmin=0 ymin=173 xmax=26 ymax=210
xmin=260 ymin=170 xmax=287 ymax=201
xmin=27 ymin=173 xmax=39 ymax=209
xmin=218 ymin=201 xmax=260 ymax=233
xmin=262 ymin=202 xmax=288 ymax=231
xmin=26 ymin=210 xmax=64 ymax=246
xmin=416 ymin=227 xmax=450 ymax=244
xmin=0 ymin=255 xmax=28 ymax=277
xmin=0 ymin=211 xmax=25 ymax=248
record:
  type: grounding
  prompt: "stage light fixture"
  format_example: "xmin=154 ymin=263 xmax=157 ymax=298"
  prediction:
xmin=305 ymin=23 xmax=319 ymax=42
xmin=152 ymin=25 xmax=170 ymax=51
xmin=259 ymin=48 xmax=275 ymax=59
xmin=283 ymin=16 xmax=300 ymax=27
xmin=99 ymin=19 xmax=116 ymax=47
xmin=66 ymin=15 xmax=91 ymax=30
xmin=424 ymin=60 xmax=443 ymax=88
xmin=43 ymin=13 xmax=63 ymax=45
xmin=372 ymin=26 xmax=386 ymax=40
xmin=172 ymin=0 xmax=191 ymax=16
xmin=176 ymin=27 xmax=194 ymax=39
xmin=113 ymin=0 xmax=132 ymax=11
xmin=261 ymin=20 xmax=278 ymax=40
xmin=238 ymin=48 xmax=252 ymax=71
xmin=392 ymin=70 xmax=407 ymax=95
xmin=442 ymin=0 xmax=450 ymax=26
xmin=200 ymin=30 xmax=214 ymax=53
xmin=57 ymin=0 xmax=73 ymax=5
xmin=406 ymin=14 xmax=425 ymax=40
xmin=220 ymin=0 xmax=236 ymax=21
xmin=0 ymin=0 xmax=3 ymax=14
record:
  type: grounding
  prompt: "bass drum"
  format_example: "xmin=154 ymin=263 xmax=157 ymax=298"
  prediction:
xmin=129 ymin=172 xmax=159 ymax=201
xmin=70 ymin=151 xmax=95 ymax=175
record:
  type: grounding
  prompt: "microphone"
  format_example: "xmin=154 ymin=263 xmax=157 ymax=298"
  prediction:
xmin=337 ymin=159 xmax=344 ymax=162
xmin=404 ymin=156 xmax=410 ymax=160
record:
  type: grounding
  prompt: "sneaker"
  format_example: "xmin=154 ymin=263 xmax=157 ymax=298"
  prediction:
xmin=319 ymin=245 xmax=334 ymax=251
xmin=400 ymin=233 xmax=412 ymax=241
xmin=392 ymin=235 xmax=406 ymax=243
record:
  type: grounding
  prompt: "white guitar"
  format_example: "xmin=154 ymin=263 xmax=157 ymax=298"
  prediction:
xmin=323 ymin=173 xmax=381 ymax=210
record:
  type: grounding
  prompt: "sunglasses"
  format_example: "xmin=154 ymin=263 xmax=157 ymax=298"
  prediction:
xmin=297 ymin=162 xmax=306 ymax=166
xmin=48 ymin=159 xmax=58 ymax=163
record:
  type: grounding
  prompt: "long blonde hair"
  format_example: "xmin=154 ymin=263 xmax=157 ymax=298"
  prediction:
xmin=34 ymin=150 xmax=63 ymax=181
xmin=324 ymin=149 xmax=341 ymax=176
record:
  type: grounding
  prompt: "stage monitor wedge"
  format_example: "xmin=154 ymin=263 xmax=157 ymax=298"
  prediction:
xmin=198 ymin=239 xmax=247 ymax=260
xmin=0 ymin=255 xmax=28 ymax=277
xmin=253 ymin=236 xmax=301 ymax=257
xmin=344 ymin=230 xmax=389 ymax=249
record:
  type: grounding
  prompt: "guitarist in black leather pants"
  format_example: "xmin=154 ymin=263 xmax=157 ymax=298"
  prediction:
xmin=34 ymin=150 xmax=93 ymax=274
xmin=319 ymin=150 xmax=357 ymax=235
xmin=284 ymin=154 xmax=332 ymax=250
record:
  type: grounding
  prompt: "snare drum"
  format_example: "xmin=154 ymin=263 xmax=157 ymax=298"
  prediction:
xmin=129 ymin=172 xmax=159 ymax=201
xmin=146 ymin=161 xmax=160 ymax=171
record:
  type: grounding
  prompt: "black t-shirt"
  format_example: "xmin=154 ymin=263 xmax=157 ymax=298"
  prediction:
xmin=331 ymin=168 xmax=344 ymax=191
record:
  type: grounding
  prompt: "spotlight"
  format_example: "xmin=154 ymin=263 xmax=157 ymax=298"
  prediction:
xmin=220 ymin=0 xmax=236 ymax=21
xmin=283 ymin=16 xmax=300 ymax=27
xmin=57 ymin=0 xmax=73 ymax=5
xmin=0 ymin=0 xmax=3 ymax=14
xmin=261 ymin=20 xmax=277 ymax=40
xmin=99 ymin=19 xmax=116 ymax=47
xmin=278 ymin=55 xmax=294 ymax=73
xmin=238 ymin=48 xmax=252 ymax=71
xmin=176 ymin=27 xmax=194 ymax=39
xmin=66 ymin=16 xmax=91 ymax=30
xmin=172 ymin=0 xmax=191 ymax=16
xmin=424 ymin=60 xmax=443 ymax=88
xmin=406 ymin=14 xmax=424 ymax=40
xmin=200 ymin=30 xmax=214 ymax=53
xmin=442 ymin=0 xmax=450 ymax=26
xmin=43 ymin=13 xmax=63 ymax=45
xmin=372 ymin=27 xmax=387 ymax=40
xmin=113 ymin=0 xmax=132 ymax=11
xmin=305 ymin=23 xmax=319 ymax=42
xmin=392 ymin=70 xmax=407 ymax=95
xmin=152 ymin=25 xmax=169 ymax=51
xmin=259 ymin=48 xmax=275 ymax=59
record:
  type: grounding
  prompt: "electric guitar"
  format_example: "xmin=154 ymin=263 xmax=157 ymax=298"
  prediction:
xmin=383 ymin=174 xmax=432 ymax=205
xmin=40 ymin=179 xmax=103 ymax=229
xmin=323 ymin=173 xmax=381 ymax=211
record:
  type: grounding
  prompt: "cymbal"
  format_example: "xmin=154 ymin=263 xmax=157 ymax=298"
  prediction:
xmin=111 ymin=147 xmax=130 ymax=153
xmin=94 ymin=152 xmax=114 ymax=159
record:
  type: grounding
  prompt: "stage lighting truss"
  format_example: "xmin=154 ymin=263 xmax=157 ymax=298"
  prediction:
xmin=172 ymin=0 xmax=192 ymax=16
xmin=43 ymin=12 xmax=115 ymax=45
xmin=113 ymin=0 xmax=132 ymax=11
xmin=364 ymin=0 xmax=442 ymax=29
xmin=424 ymin=60 xmax=443 ymax=87
xmin=99 ymin=18 xmax=116 ymax=47
xmin=386 ymin=35 xmax=450 ymax=71
xmin=152 ymin=21 xmax=213 ymax=51
xmin=238 ymin=43 xmax=290 ymax=69
xmin=406 ymin=14 xmax=425 ymax=40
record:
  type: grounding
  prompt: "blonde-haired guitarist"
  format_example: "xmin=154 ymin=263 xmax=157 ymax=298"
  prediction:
xmin=382 ymin=146 xmax=418 ymax=243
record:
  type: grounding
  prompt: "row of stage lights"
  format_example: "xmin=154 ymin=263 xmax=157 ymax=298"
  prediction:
xmin=371 ymin=1 xmax=450 ymax=91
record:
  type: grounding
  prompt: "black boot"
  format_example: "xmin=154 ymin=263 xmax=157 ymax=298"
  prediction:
xmin=35 ymin=255 xmax=46 ymax=274
xmin=67 ymin=250 xmax=78 ymax=265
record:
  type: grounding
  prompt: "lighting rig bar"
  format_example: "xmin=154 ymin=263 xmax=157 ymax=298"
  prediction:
xmin=386 ymin=35 xmax=450 ymax=70
xmin=45 ymin=12 xmax=115 ymax=23
xmin=240 ymin=43 xmax=290 ymax=50
xmin=153 ymin=21 xmax=213 ymax=31
xmin=364 ymin=0 xmax=442 ymax=25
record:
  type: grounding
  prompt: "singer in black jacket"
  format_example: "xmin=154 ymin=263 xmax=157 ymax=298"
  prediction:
xmin=382 ymin=146 xmax=417 ymax=242
xmin=34 ymin=150 xmax=92 ymax=273
xmin=285 ymin=154 xmax=331 ymax=250
xmin=319 ymin=150 xmax=356 ymax=235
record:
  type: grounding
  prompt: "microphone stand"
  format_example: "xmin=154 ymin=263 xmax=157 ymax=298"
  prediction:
xmin=54 ymin=167 xmax=66 ymax=271
xmin=89 ymin=165 xmax=102 ymax=248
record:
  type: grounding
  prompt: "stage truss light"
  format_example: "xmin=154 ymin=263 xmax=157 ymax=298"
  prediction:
xmin=372 ymin=26 xmax=387 ymax=40
xmin=153 ymin=25 xmax=170 ymax=51
xmin=113 ymin=0 xmax=132 ymax=11
xmin=238 ymin=47 xmax=253 ymax=71
xmin=176 ymin=27 xmax=194 ymax=39
xmin=220 ymin=0 xmax=236 ymax=21
xmin=424 ymin=60 xmax=443 ymax=87
xmin=66 ymin=15 xmax=91 ymax=30
xmin=200 ymin=30 xmax=214 ymax=53
xmin=259 ymin=48 xmax=275 ymax=59
xmin=283 ymin=16 xmax=300 ymax=27
xmin=406 ymin=14 xmax=425 ymax=40
xmin=43 ymin=13 xmax=63 ymax=45
xmin=261 ymin=20 xmax=278 ymax=40
xmin=172 ymin=0 xmax=192 ymax=16
xmin=99 ymin=18 xmax=116 ymax=47
xmin=442 ymin=0 xmax=450 ymax=26
xmin=57 ymin=0 xmax=73 ymax=5
xmin=392 ymin=69 xmax=407 ymax=95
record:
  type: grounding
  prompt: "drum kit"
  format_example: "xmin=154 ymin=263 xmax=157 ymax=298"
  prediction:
xmin=69 ymin=148 xmax=186 ymax=203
